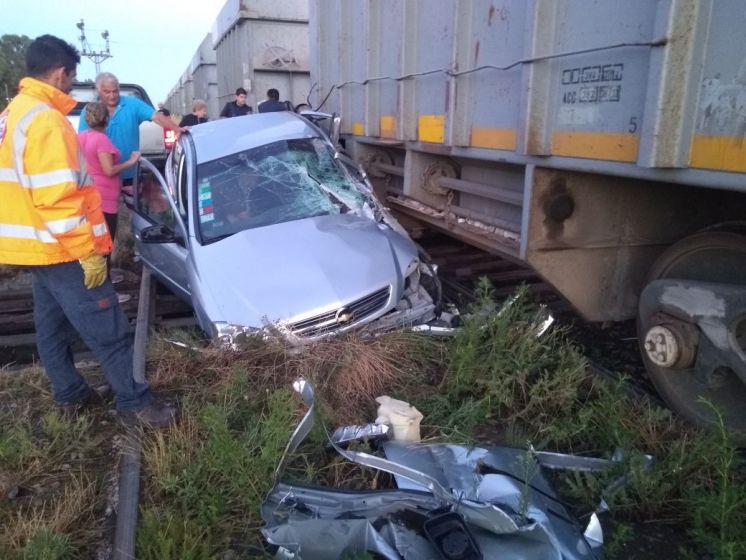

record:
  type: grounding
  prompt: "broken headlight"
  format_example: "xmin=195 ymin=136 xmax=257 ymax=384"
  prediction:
xmin=212 ymin=322 xmax=262 ymax=347
xmin=404 ymin=258 xmax=421 ymax=292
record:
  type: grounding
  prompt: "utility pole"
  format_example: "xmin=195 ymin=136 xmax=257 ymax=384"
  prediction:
xmin=75 ymin=19 xmax=112 ymax=76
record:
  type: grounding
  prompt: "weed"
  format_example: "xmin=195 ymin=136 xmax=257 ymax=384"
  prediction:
xmin=139 ymin=368 xmax=297 ymax=555
xmin=137 ymin=509 xmax=212 ymax=560
xmin=516 ymin=447 xmax=540 ymax=524
xmin=21 ymin=529 xmax=74 ymax=560
xmin=685 ymin=399 xmax=746 ymax=559
xmin=605 ymin=522 xmax=633 ymax=559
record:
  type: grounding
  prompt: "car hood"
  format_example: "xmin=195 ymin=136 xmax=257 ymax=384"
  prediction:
xmin=191 ymin=214 xmax=416 ymax=328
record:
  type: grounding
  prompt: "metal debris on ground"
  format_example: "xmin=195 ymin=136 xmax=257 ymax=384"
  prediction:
xmin=261 ymin=379 xmax=649 ymax=559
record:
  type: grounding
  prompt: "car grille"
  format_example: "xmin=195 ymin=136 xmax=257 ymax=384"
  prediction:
xmin=288 ymin=286 xmax=391 ymax=338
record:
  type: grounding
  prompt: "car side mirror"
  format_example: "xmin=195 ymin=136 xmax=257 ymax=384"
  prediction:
xmin=141 ymin=224 xmax=179 ymax=244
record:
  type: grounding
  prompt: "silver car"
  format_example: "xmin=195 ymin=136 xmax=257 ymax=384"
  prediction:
xmin=132 ymin=112 xmax=441 ymax=345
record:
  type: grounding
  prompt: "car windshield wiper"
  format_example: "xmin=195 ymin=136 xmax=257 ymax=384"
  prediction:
xmin=205 ymin=231 xmax=238 ymax=244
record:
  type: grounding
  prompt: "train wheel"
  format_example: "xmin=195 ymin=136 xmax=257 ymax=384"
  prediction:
xmin=638 ymin=232 xmax=746 ymax=433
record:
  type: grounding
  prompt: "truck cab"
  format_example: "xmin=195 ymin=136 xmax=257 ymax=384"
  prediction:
xmin=68 ymin=81 xmax=166 ymax=155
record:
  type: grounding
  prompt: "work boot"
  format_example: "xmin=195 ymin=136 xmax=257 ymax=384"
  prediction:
xmin=58 ymin=383 xmax=111 ymax=416
xmin=119 ymin=400 xmax=178 ymax=429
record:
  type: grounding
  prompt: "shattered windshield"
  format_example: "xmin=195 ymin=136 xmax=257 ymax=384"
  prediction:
xmin=196 ymin=137 xmax=367 ymax=243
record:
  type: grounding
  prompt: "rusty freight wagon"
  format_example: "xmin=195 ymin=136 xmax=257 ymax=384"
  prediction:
xmin=309 ymin=0 xmax=746 ymax=432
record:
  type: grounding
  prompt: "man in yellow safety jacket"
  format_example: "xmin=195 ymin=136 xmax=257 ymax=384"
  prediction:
xmin=0 ymin=35 xmax=175 ymax=427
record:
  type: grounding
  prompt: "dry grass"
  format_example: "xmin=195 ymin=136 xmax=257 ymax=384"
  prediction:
xmin=147 ymin=328 xmax=442 ymax=426
xmin=0 ymin=472 xmax=99 ymax=552
xmin=0 ymin=367 xmax=119 ymax=559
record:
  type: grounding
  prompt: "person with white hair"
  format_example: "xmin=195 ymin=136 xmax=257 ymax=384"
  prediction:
xmin=78 ymin=72 xmax=183 ymax=184
xmin=178 ymin=99 xmax=208 ymax=127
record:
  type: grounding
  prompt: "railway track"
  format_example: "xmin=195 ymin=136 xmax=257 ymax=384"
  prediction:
xmin=0 ymin=232 xmax=657 ymax=403
xmin=0 ymin=267 xmax=194 ymax=367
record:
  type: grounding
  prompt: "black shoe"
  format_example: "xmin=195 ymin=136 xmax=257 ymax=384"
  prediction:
xmin=119 ymin=400 xmax=177 ymax=429
xmin=58 ymin=383 xmax=111 ymax=415
xmin=91 ymin=382 xmax=113 ymax=401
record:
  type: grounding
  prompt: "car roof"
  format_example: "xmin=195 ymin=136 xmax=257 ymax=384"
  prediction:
xmin=186 ymin=112 xmax=321 ymax=164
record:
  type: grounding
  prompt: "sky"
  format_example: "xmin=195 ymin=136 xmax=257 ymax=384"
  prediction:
xmin=2 ymin=0 xmax=227 ymax=104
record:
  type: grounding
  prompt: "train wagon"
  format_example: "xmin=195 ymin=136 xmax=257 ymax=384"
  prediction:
xmin=309 ymin=0 xmax=746 ymax=433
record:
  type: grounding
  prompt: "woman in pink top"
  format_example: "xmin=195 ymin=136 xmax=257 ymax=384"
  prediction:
xmin=78 ymin=102 xmax=140 ymax=242
xmin=78 ymin=102 xmax=139 ymax=300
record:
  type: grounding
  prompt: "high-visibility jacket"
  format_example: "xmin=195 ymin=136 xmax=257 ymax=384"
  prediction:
xmin=0 ymin=77 xmax=112 ymax=266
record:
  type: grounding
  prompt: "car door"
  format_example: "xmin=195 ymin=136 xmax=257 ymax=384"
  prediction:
xmin=131 ymin=143 xmax=190 ymax=301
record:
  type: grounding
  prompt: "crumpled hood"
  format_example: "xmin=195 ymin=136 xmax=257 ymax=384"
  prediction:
xmin=192 ymin=214 xmax=417 ymax=328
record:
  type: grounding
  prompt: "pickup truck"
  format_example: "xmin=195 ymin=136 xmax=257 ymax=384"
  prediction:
xmin=68 ymin=82 xmax=167 ymax=154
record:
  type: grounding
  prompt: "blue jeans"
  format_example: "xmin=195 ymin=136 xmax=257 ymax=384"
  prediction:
xmin=31 ymin=261 xmax=152 ymax=411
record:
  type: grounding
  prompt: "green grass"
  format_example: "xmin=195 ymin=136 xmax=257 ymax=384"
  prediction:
xmin=0 ymin=368 xmax=116 ymax=559
xmin=2 ymin=279 xmax=746 ymax=558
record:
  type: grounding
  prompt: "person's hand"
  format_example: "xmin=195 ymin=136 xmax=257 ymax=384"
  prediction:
xmin=128 ymin=151 xmax=141 ymax=164
xmin=79 ymin=254 xmax=108 ymax=289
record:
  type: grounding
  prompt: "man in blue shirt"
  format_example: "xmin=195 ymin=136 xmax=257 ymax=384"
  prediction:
xmin=258 ymin=88 xmax=291 ymax=113
xmin=79 ymin=72 xmax=182 ymax=183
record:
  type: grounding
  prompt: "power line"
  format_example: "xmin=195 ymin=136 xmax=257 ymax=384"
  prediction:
xmin=75 ymin=19 xmax=112 ymax=76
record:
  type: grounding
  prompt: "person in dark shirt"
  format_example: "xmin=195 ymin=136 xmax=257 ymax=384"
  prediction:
xmin=156 ymin=103 xmax=170 ymax=117
xmin=258 ymin=88 xmax=290 ymax=113
xmin=179 ymin=99 xmax=208 ymax=127
xmin=219 ymin=87 xmax=252 ymax=118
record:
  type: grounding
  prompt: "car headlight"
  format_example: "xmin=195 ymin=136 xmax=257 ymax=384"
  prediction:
xmin=404 ymin=258 xmax=421 ymax=291
xmin=212 ymin=322 xmax=262 ymax=347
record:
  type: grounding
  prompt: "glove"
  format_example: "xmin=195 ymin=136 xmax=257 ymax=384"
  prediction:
xmin=79 ymin=254 xmax=108 ymax=289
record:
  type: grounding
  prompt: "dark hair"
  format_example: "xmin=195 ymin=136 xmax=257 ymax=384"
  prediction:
xmin=26 ymin=35 xmax=80 ymax=78
xmin=235 ymin=87 xmax=247 ymax=96
xmin=267 ymin=88 xmax=280 ymax=100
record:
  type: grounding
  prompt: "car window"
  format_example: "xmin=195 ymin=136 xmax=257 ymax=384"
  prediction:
xmin=137 ymin=166 xmax=175 ymax=229
xmin=196 ymin=137 xmax=369 ymax=243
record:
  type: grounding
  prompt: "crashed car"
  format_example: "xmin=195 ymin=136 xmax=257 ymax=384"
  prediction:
xmin=131 ymin=112 xmax=441 ymax=344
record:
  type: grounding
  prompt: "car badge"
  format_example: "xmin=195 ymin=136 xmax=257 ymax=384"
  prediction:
xmin=335 ymin=307 xmax=355 ymax=325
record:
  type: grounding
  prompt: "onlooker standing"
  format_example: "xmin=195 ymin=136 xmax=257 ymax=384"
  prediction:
xmin=78 ymin=101 xmax=139 ymax=302
xmin=78 ymin=72 xmax=183 ymax=185
xmin=179 ymin=99 xmax=208 ymax=127
xmin=0 ymin=34 xmax=175 ymax=427
xmin=258 ymin=88 xmax=290 ymax=113
xmin=156 ymin=102 xmax=170 ymax=117
xmin=219 ymin=87 xmax=252 ymax=118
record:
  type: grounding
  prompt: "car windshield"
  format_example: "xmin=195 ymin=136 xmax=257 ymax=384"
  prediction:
xmin=196 ymin=137 xmax=367 ymax=243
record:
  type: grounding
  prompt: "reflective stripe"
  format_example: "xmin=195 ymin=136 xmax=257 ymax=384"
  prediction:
xmin=0 ymin=223 xmax=57 ymax=243
xmin=0 ymin=168 xmax=16 ymax=182
xmin=28 ymin=168 xmax=79 ymax=188
xmin=0 ymin=166 xmax=80 ymax=188
xmin=12 ymin=104 xmax=53 ymax=188
xmin=45 ymin=215 xmax=87 ymax=234
xmin=92 ymin=222 xmax=108 ymax=236
xmin=78 ymin=150 xmax=91 ymax=188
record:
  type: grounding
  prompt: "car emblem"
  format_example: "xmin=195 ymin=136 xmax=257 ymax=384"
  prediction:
xmin=335 ymin=306 xmax=355 ymax=325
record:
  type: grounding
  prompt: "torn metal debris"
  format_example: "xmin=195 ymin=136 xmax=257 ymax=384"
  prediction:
xmin=261 ymin=379 xmax=648 ymax=559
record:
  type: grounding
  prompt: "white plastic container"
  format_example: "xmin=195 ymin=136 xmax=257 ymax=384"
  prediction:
xmin=375 ymin=396 xmax=424 ymax=442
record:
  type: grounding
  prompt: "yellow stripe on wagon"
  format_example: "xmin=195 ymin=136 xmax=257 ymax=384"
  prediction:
xmin=470 ymin=127 xmax=517 ymax=151
xmin=351 ymin=122 xmax=365 ymax=136
xmin=551 ymin=131 xmax=639 ymax=163
xmin=380 ymin=116 xmax=397 ymax=139
xmin=690 ymin=135 xmax=746 ymax=173
xmin=418 ymin=115 xmax=445 ymax=144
